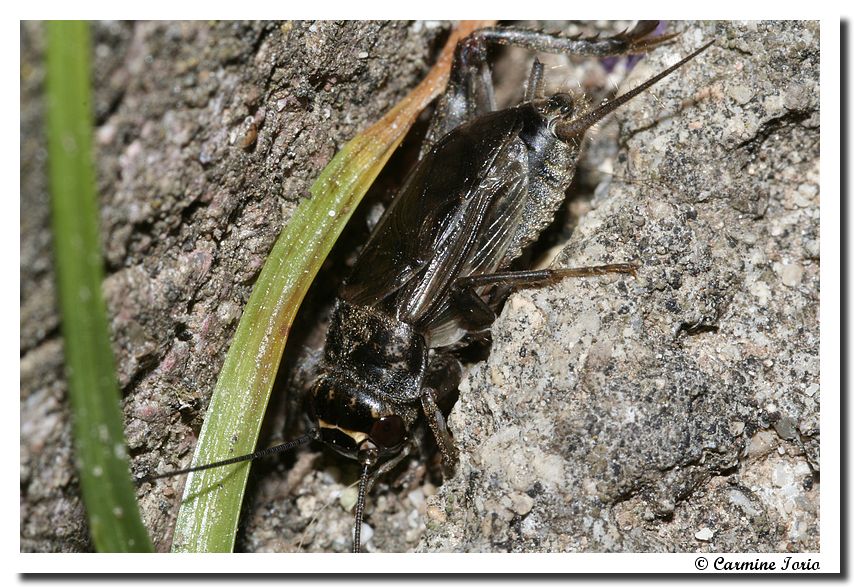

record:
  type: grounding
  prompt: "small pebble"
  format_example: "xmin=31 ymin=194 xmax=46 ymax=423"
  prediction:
xmin=773 ymin=416 xmax=798 ymax=440
xmin=727 ymin=84 xmax=753 ymax=105
xmin=339 ymin=486 xmax=358 ymax=512
xmin=408 ymin=488 xmax=425 ymax=509
xmin=772 ymin=462 xmax=789 ymax=487
xmin=509 ymin=492 xmax=534 ymax=516
xmin=695 ymin=527 xmax=714 ymax=541
xmin=426 ymin=504 xmax=447 ymax=524
xmin=354 ymin=522 xmax=373 ymax=546
xmin=781 ymin=263 xmax=804 ymax=287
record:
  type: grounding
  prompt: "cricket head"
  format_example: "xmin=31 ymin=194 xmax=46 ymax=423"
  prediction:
xmin=308 ymin=370 xmax=420 ymax=553
xmin=308 ymin=371 xmax=416 ymax=464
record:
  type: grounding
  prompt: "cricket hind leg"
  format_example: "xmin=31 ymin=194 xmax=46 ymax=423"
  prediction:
xmin=420 ymin=31 xmax=497 ymax=155
xmin=448 ymin=262 xmax=638 ymax=329
xmin=421 ymin=21 xmax=677 ymax=154
xmin=470 ymin=21 xmax=677 ymax=58
xmin=456 ymin=263 xmax=638 ymax=291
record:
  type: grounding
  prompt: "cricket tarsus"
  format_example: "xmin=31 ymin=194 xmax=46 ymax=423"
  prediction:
xmin=524 ymin=58 xmax=545 ymax=102
xmin=138 ymin=432 xmax=314 ymax=484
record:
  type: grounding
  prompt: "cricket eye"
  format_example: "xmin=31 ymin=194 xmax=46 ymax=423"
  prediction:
xmin=370 ymin=415 xmax=406 ymax=449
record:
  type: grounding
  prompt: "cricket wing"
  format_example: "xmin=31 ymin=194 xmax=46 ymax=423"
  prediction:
xmin=413 ymin=144 xmax=528 ymax=346
xmin=340 ymin=109 xmax=526 ymax=316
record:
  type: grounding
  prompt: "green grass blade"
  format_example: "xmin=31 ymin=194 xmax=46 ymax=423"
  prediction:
xmin=45 ymin=20 xmax=154 ymax=553
xmin=171 ymin=21 xmax=493 ymax=552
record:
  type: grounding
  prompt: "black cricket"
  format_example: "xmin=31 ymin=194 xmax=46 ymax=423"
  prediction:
xmin=143 ymin=22 xmax=713 ymax=553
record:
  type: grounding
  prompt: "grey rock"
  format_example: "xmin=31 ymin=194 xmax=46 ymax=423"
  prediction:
xmin=421 ymin=20 xmax=819 ymax=553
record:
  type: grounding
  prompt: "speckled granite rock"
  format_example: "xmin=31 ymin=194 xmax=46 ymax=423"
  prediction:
xmin=421 ymin=20 xmax=819 ymax=553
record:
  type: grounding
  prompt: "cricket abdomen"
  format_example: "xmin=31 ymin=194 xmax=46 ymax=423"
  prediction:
xmin=500 ymin=103 xmax=581 ymax=266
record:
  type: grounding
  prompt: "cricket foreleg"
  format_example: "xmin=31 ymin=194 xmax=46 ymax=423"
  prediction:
xmin=424 ymin=353 xmax=463 ymax=417
xmin=420 ymin=387 xmax=459 ymax=473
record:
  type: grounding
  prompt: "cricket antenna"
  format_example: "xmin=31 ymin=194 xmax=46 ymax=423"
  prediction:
xmin=137 ymin=431 xmax=315 ymax=484
xmin=353 ymin=441 xmax=379 ymax=553
xmin=554 ymin=40 xmax=715 ymax=141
